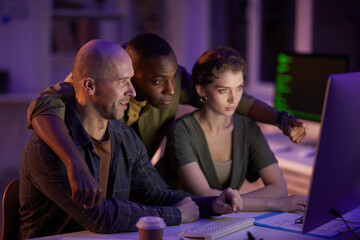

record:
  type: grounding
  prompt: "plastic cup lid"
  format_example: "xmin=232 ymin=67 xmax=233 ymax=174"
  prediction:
xmin=136 ymin=216 xmax=166 ymax=229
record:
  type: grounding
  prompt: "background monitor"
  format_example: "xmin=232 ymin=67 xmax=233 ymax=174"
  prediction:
xmin=274 ymin=52 xmax=348 ymax=122
xmin=302 ymin=72 xmax=360 ymax=233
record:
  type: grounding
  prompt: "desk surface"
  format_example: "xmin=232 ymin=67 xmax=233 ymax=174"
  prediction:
xmin=28 ymin=212 xmax=358 ymax=240
xmin=264 ymin=132 xmax=316 ymax=173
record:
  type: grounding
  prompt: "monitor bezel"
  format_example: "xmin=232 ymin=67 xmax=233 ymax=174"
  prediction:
xmin=302 ymin=72 xmax=360 ymax=234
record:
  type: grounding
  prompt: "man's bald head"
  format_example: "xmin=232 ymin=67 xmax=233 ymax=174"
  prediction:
xmin=72 ymin=39 xmax=129 ymax=89
xmin=71 ymin=39 xmax=135 ymax=122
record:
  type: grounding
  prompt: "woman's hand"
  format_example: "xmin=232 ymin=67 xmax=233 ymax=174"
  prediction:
xmin=212 ymin=188 xmax=243 ymax=214
xmin=270 ymin=195 xmax=307 ymax=212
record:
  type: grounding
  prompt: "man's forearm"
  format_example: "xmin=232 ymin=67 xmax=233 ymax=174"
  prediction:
xmin=83 ymin=199 xmax=182 ymax=233
xmin=247 ymin=99 xmax=279 ymax=125
xmin=32 ymin=115 xmax=84 ymax=169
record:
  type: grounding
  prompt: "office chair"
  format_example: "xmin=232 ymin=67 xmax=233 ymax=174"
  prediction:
xmin=1 ymin=178 xmax=20 ymax=240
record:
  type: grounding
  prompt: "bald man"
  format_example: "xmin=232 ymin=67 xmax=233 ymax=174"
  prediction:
xmin=19 ymin=40 xmax=242 ymax=239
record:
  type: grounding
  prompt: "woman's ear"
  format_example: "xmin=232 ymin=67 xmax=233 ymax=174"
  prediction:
xmin=81 ymin=77 xmax=96 ymax=95
xmin=195 ymin=84 xmax=207 ymax=98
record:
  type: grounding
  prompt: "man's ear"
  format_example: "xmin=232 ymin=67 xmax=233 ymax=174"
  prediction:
xmin=195 ymin=84 xmax=206 ymax=98
xmin=81 ymin=77 xmax=96 ymax=95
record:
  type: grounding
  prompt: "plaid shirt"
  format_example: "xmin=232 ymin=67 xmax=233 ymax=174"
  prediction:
xmin=19 ymin=101 xmax=216 ymax=239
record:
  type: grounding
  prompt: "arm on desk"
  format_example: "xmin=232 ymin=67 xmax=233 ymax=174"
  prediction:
xmin=22 ymin=135 xmax=183 ymax=234
xmin=176 ymin=163 xmax=305 ymax=212
xmin=242 ymin=195 xmax=306 ymax=212
xmin=241 ymin=163 xmax=288 ymax=198
xmin=240 ymin=164 xmax=306 ymax=212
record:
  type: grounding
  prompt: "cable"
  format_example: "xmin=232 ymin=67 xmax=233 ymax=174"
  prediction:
xmin=331 ymin=209 xmax=360 ymax=240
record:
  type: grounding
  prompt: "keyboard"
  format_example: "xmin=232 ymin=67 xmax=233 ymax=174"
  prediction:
xmin=177 ymin=217 xmax=254 ymax=240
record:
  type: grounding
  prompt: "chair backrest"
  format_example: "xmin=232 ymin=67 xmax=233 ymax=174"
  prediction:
xmin=2 ymin=178 xmax=20 ymax=240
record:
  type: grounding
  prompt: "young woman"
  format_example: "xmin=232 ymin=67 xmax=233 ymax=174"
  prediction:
xmin=164 ymin=47 xmax=306 ymax=212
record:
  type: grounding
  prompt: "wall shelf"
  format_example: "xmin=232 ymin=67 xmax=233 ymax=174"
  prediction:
xmin=52 ymin=9 xmax=124 ymax=19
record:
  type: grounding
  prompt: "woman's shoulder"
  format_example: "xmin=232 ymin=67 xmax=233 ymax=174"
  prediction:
xmin=173 ymin=111 xmax=197 ymax=126
xmin=169 ymin=111 xmax=198 ymax=133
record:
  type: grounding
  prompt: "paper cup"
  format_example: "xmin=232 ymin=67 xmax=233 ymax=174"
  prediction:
xmin=136 ymin=216 xmax=166 ymax=240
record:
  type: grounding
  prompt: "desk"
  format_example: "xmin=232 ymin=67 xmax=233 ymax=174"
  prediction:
xmin=28 ymin=212 xmax=359 ymax=240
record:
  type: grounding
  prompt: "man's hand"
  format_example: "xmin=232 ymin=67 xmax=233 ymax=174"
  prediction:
xmin=67 ymin=162 xmax=103 ymax=209
xmin=173 ymin=197 xmax=199 ymax=223
xmin=212 ymin=188 xmax=243 ymax=214
xmin=281 ymin=116 xmax=306 ymax=143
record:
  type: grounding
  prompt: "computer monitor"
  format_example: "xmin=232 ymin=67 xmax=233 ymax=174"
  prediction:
xmin=274 ymin=52 xmax=348 ymax=122
xmin=302 ymin=72 xmax=360 ymax=234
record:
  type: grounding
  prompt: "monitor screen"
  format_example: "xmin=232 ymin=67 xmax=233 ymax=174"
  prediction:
xmin=274 ymin=52 xmax=348 ymax=121
xmin=302 ymin=72 xmax=360 ymax=234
